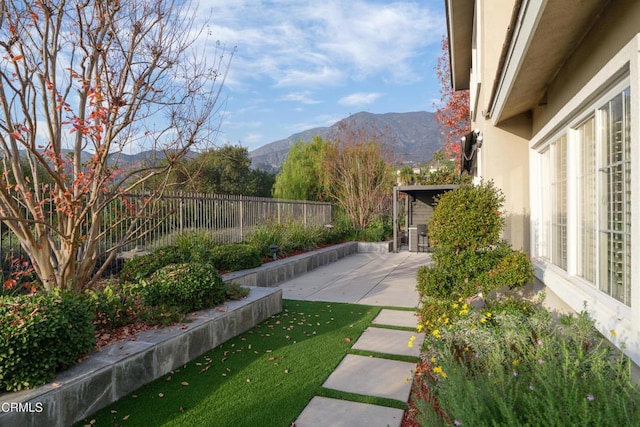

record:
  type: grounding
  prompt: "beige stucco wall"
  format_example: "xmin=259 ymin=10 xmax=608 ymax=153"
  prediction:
xmin=476 ymin=114 xmax=531 ymax=251
xmin=472 ymin=0 xmax=532 ymax=251
xmin=532 ymin=1 xmax=640 ymax=131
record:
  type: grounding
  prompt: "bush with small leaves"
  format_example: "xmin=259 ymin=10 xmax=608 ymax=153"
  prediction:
xmin=119 ymin=245 xmax=188 ymax=283
xmin=210 ymin=243 xmax=262 ymax=272
xmin=0 ymin=292 xmax=95 ymax=391
xmin=225 ymin=282 xmax=250 ymax=300
xmin=140 ymin=262 xmax=225 ymax=313
xmin=428 ymin=181 xmax=505 ymax=253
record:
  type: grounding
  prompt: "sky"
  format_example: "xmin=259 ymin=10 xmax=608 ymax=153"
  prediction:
xmin=195 ymin=0 xmax=447 ymax=152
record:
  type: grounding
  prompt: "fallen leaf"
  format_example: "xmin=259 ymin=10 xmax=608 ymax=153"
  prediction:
xmin=268 ymin=357 xmax=275 ymax=361
xmin=166 ymin=376 xmax=172 ymax=381
xmin=181 ymin=381 xmax=189 ymax=386
xmin=345 ymin=337 xmax=351 ymax=343
xmin=158 ymin=393 xmax=164 ymax=398
xmin=180 ymin=406 xmax=185 ymax=413
xmin=110 ymin=410 xmax=117 ymax=414
xmin=123 ymin=415 xmax=130 ymax=420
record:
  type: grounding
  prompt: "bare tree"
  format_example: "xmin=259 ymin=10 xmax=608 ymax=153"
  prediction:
xmin=325 ymin=121 xmax=395 ymax=230
xmin=0 ymin=0 xmax=234 ymax=290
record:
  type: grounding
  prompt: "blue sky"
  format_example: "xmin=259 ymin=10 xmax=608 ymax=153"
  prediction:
xmin=196 ymin=0 xmax=446 ymax=151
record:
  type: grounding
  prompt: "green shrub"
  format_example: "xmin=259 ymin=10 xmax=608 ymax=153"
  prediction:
xmin=120 ymin=246 xmax=188 ymax=283
xmin=84 ymin=283 xmax=137 ymax=330
xmin=0 ymin=292 xmax=95 ymax=391
xmin=210 ymin=243 xmax=262 ymax=272
xmin=417 ymin=306 xmax=640 ymax=426
xmin=141 ymin=262 xmax=225 ymax=313
xmin=428 ymin=181 xmax=505 ymax=252
xmin=417 ymin=265 xmax=455 ymax=299
xmin=476 ymin=249 xmax=533 ymax=294
xmin=225 ymin=282 xmax=250 ymax=300
xmin=246 ymin=223 xmax=285 ymax=257
xmin=175 ymin=232 xmax=216 ymax=263
xmin=246 ymin=222 xmax=328 ymax=257
xmin=417 ymin=181 xmax=533 ymax=330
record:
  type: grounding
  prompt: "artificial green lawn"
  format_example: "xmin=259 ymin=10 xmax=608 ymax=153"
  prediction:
xmin=78 ymin=300 xmax=393 ymax=427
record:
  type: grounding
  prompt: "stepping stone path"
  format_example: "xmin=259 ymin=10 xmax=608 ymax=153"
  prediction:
xmin=295 ymin=309 xmax=425 ymax=427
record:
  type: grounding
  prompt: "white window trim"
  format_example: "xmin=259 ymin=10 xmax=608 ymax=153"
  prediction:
xmin=530 ymin=34 xmax=640 ymax=325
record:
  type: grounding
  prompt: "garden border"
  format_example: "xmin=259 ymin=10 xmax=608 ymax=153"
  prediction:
xmin=0 ymin=287 xmax=282 ymax=427
xmin=0 ymin=240 xmax=392 ymax=426
xmin=221 ymin=241 xmax=392 ymax=287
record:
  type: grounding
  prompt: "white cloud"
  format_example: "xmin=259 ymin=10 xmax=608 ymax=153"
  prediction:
xmin=196 ymin=0 xmax=444 ymax=88
xmin=280 ymin=91 xmax=322 ymax=104
xmin=338 ymin=92 xmax=383 ymax=107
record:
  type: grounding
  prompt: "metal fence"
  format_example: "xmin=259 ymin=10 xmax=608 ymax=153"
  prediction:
xmin=0 ymin=192 xmax=332 ymax=276
xmin=113 ymin=192 xmax=333 ymax=251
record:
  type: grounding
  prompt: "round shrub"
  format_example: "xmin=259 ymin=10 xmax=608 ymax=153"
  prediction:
xmin=141 ymin=262 xmax=225 ymax=313
xmin=120 ymin=245 xmax=188 ymax=283
xmin=428 ymin=181 xmax=505 ymax=253
xmin=0 ymin=292 xmax=95 ymax=391
xmin=210 ymin=243 xmax=262 ymax=272
xmin=476 ymin=249 xmax=533 ymax=294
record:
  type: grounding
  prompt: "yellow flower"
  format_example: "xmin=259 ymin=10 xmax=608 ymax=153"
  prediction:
xmin=410 ymin=335 xmax=416 ymax=341
xmin=408 ymin=341 xmax=414 ymax=348
xmin=431 ymin=329 xmax=441 ymax=339
xmin=459 ymin=309 xmax=469 ymax=316
xmin=452 ymin=303 xmax=459 ymax=309
xmin=430 ymin=357 xmax=436 ymax=363
xmin=444 ymin=317 xmax=449 ymax=324
xmin=433 ymin=365 xmax=447 ymax=378
xmin=462 ymin=303 xmax=468 ymax=310
xmin=512 ymin=360 xmax=520 ymax=366
xmin=480 ymin=317 xmax=487 ymax=323
xmin=486 ymin=312 xmax=492 ymax=318
xmin=610 ymin=329 xmax=618 ymax=337
xmin=416 ymin=324 xmax=424 ymax=333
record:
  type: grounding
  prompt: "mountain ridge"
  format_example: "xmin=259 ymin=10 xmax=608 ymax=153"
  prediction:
xmin=248 ymin=111 xmax=443 ymax=172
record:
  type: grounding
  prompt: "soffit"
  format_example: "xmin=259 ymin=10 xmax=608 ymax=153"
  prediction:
xmin=491 ymin=0 xmax=610 ymax=123
xmin=445 ymin=0 xmax=474 ymax=90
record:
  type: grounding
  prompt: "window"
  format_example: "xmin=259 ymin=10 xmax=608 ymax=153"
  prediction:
xmin=539 ymin=85 xmax=632 ymax=305
xmin=551 ymin=135 xmax=567 ymax=270
xmin=598 ymin=88 xmax=631 ymax=304
xmin=576 ymin=117 xmax=596 ymax=282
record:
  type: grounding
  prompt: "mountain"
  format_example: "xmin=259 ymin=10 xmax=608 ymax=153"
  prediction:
xmin=248 ymin=111 xmax=443 ymax=172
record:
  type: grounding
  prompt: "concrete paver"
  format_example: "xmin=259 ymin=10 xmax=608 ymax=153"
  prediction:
xmin=278 ymin=252 xmax=429 ymax=307
xmin=295 ymin=396 xmax=404 ymax=427
xmin=372 ymin=309 xmax=420 ymax=328
xmin=322 ymin=354 xmax=416 ymax=401
xmin=352 ymin=327 xmax=424 ymax=358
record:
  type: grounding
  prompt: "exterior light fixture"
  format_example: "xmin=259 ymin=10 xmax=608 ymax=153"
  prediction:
xmin=269 ymin=243 xmax=279 ymax=260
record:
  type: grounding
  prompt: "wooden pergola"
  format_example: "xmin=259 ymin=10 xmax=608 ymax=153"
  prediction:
xmin=392 ymin=184 xmax=458 ymax=252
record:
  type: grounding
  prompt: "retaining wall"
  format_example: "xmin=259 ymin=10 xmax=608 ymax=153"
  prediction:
xmin=0 ymin=287 xmax=282 ymax=427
